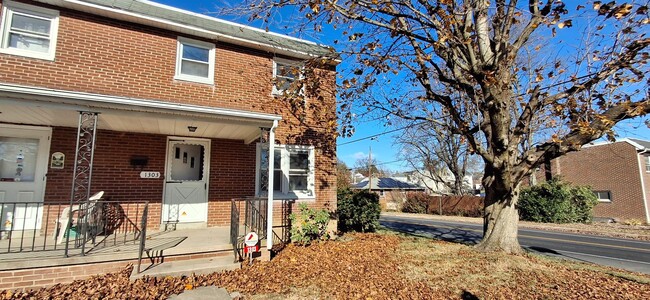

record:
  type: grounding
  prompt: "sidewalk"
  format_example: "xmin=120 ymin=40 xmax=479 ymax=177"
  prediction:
xmin=382 ymin=212 xmax=650 ymax=241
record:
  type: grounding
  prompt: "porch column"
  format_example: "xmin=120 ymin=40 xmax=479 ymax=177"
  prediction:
xmin=65 ymin=111 xmax=98 ymax=257
xmin=266 ymin=120 xmax=278 ymax=250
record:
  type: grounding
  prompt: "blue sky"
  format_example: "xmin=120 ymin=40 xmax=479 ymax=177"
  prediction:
xmin=154 ymin=0 xmax=650 ymax=172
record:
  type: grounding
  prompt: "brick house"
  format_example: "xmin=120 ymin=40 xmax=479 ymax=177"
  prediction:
xmin=0 ymin=0 xmax=337 ymax=286
xmin=533 ymin=138 xmax=650 ymax=223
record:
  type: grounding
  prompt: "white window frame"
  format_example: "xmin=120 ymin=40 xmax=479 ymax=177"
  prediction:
xmin=595 ymin=191 xmax=612 ymax=203
xmin=0 ymin=0 xmax=59 ymax=61
xmin=255 ymin=143 xmax=315 ymax=200
xmin=645 ymin=156 xmax=650 ymax=173
xmin=272 ymin=57 xmax=304 ymax=96
xmin=174 ymin=37 xmax=215 ymax=84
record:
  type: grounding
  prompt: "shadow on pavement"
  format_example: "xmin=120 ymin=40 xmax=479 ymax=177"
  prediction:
xmin=379 ymin=220 xmax=483 ymax=245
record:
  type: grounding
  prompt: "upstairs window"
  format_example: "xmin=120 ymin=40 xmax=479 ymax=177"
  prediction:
xmin=273 ymin=58 xmax=303 ymax=95
xmin=646 ymin=156 xmax=650 ymax=173
xmin=256 ymin=144 xmax=315 ymax=199
xmin=175 ymin=37 xmax=215 ymax=84
xmin=0 ymin=0 xmax=59 ymax=60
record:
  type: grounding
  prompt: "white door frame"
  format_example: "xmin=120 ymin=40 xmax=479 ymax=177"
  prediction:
xmin=0 ymin=124 xmax=52 ymax=231
xmin=162 ymin=136 xmax=211 ymax=225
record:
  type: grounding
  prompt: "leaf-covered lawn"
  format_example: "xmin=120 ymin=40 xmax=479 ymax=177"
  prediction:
xmin=3 ymin=233 xmax=649 ymax=299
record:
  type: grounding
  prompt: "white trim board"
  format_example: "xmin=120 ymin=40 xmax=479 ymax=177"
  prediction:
xmin=583 ymin=138 xmax=648 ymax=151
xmin=0 ymin=82 xmax=282 ymax=124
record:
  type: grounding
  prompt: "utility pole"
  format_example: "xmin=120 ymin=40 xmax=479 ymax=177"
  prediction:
xmin=368 ymin=146 xmax=372 ymax=192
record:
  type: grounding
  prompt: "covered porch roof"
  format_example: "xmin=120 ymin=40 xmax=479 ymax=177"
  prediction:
xmin=0 ymin=83 xmax=281 ymax=143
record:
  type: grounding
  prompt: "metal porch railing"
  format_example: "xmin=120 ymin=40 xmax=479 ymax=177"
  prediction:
xmin=230 ymin=197 xmax=293 ymax=261
xmin=0 ymin=200 xmax=148 ymax=257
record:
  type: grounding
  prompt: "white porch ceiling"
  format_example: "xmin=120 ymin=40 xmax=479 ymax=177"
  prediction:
xmin=0 ymin=101 xmax=264 ymax=141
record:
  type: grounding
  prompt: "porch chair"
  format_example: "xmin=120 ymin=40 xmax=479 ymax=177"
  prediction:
xmin=55 ymin=191 xmax=105 ymax=245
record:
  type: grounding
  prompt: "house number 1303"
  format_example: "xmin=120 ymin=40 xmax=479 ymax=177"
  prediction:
xmin=140 ymin=172 xmax=161 ymax=179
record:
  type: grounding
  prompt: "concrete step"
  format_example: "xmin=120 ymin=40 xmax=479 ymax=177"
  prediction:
xmin=131 ymin=256 xmax=241 ymax=279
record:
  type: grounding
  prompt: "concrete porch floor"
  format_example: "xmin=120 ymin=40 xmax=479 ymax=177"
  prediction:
xmin=0 ymin=227 xmax=233 ymax=271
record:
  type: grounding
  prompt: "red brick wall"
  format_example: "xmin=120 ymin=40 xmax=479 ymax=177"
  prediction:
xmin=555 ymin=142 xmax=647 ymax=221
xmin=46 ymin=127 xmax=263 ymax=228
xmin=0 ymin=0 xmax=271 ymax=113
xmin=0 ymin=1 xmax=337 ymax=127
xmin=0 ymin=0 xmax=337 ymax=223
xmin=0 ymin=251 xmax=229 ymax=291
xmin=0 ymin=260 xmax=133 ymax=291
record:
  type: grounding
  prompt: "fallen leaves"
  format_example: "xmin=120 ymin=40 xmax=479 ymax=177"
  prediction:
xmin=1 ymin=233 xmax=649 ymax=299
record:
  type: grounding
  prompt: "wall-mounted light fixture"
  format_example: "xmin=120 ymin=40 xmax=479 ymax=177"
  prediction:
xmin=187 ymin=126 xmax=197 ymax=133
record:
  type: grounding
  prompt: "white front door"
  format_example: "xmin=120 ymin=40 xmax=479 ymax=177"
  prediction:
xmin=163 ymin=139 xmax=210 ymax=224
xmin=0 ymin=125 xmax=51 ymax=232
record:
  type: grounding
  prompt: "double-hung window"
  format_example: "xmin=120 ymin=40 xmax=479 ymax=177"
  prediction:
xmin=645 ymin=156 xmax=650 ymax=173
xmin=256 ymin=144 xmax=315 ymax=199
xmin=175 ymin=37 xmax=215 ymax=84
xmin=272 ymin=58 xmax=303 ymax=95
xmin=0 ymin=0 xmax=59 ymax=60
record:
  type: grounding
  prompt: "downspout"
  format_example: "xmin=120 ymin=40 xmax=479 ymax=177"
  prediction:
xmin=637 ymin=150 xmax=650 ymax=224
xmin=266 ymin=120 xmax=278 ymax=250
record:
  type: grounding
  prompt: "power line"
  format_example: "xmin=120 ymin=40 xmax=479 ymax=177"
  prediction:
xmin=337 ymin=70 xmax=617 ymax=147
xmin=338 ymin=124 xmax=416 ymax=145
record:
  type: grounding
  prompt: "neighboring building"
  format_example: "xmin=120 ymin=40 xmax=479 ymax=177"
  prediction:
xmin=353 ymin=177 xmax=425 ymax=210
xmin=351 ymin=172 xmax=366 ymax=184
xmin=0 ymin=0 xmax=337 ymax=287
xmin=535 ymin=138 xmax=650 ymax=223
xmin=403 ymin=170 xmax=476 ymax=195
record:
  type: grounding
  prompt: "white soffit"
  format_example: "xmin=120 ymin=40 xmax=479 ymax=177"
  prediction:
xmin=0 ymin=83 xmax=281 ymax=127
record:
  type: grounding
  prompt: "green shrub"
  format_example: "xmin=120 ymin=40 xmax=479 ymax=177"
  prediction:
xmin=289 ymin=203 xmax=330 ymax=245
xmin=518 ymin=178 xmax=598 ymax=224
xmin=401 ymin=192 xmax=431 ymax=214
xmin=337 ymin=189 xmax=381 ymax=233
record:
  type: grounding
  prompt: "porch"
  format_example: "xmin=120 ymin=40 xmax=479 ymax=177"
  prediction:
xmin=0 ymin=83 xmax=291 ymax=288
xmin=0 ymin=226 xmax=232 ymax=271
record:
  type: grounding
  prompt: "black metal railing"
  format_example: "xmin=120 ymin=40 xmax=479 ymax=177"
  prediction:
xmin=137 ymin=203 xmax=149 ymax=273
xmin=230 ymin=199 xmax=242 ymax=261
xmin=271 ymin=199 xmax=294 ymax=250
xmin=230 ymin=197 xmax=294 ymax=260
xmin=0 ymin=200 xmax=148 ymax=258
xmin=244 ymin=198 xmax=268 ymax=240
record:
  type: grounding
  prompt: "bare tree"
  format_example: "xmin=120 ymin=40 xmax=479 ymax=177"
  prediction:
xmin=398 ymin=121 xmax=477 ymax=195
xmin=237 ymin=1 xmax=650 ymax=253
xmin=353 ymin=157 xmax=388 ymax=178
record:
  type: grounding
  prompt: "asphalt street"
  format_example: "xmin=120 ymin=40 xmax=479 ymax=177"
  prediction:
xmin=380 ymin=215 xmax=650 ymax=274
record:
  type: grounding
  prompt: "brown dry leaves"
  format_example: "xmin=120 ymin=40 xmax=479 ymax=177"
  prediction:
xmin=395 ymin=237 xmax=650 ymax=299
xmin=2 ymin=233 xmax=649 ymax=299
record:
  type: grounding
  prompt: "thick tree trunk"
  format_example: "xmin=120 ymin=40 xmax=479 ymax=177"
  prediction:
xmin=475 ymin=174 xmax=523 ymax=254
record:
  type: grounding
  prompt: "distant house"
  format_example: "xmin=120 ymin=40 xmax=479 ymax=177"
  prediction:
xmin=402 ymin=170 xmax=477 ymax=195
xmin=534 ymin=138 xmax=650 ymax=223
xmin=353 ymin=177 xmax=425 ymax=210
